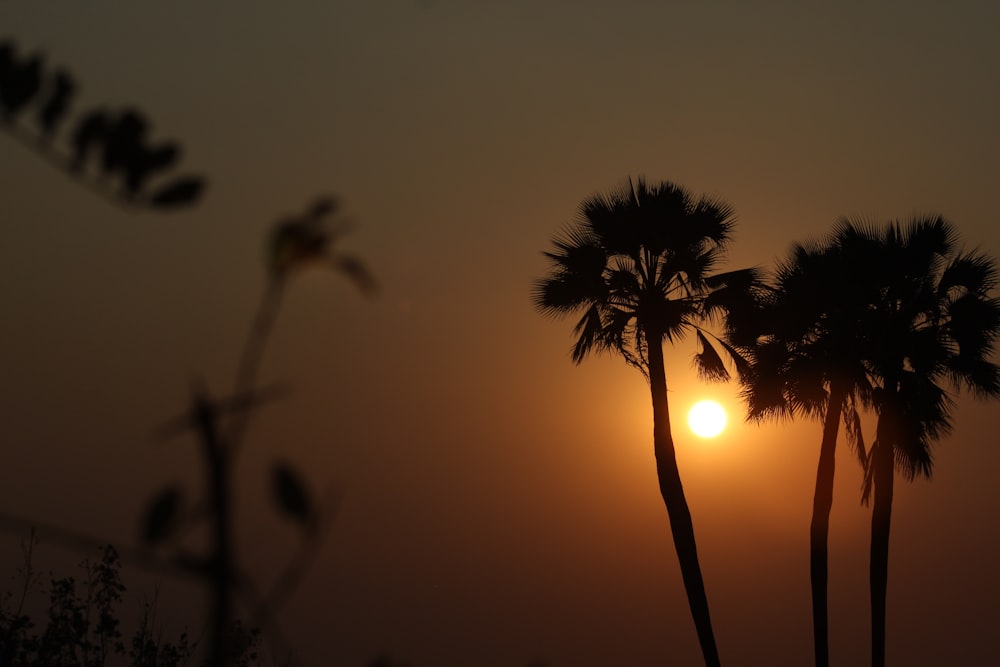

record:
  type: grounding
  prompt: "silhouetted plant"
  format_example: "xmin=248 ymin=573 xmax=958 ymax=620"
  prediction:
xmin=129 ymin=587 xmax=195 ymax=667
xmin=3 ymin=36 xmax=374 ymax=663
xmin=31 ymin=545 xmax=126 ymax=666
xmin=533 ymin=177 xmax=761 ymax=667
xmin=0 ymin=536 xmax=292 ymax=666
xmin=142 ymin=196 xmax=376 ymax=666
xmin=3 ymin=33 xmax=384 ymax=667
xmin=0 ymin=37 xmax=204 ymax=210
xmin=725 ymin=236 xmax=876 ymax=667
xmin=827 ymin=216 xmax=1000 ymax=667
xmin=86 ymin=546 xmax=128 ymax=665
xmin=731 ymin=215 xmax=1000 ymax=667
xmin=2 ymin=42 xmax=374 ymax=657
xmin=36 ymin=575 xmax=88 ymax=666
xmin=0 ymin=530 xmax=40 ymax=664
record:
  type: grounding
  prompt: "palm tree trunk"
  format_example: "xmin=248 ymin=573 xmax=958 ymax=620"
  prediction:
xmin=646 ymin=333 xmax=721 ymax=667
xmin=869 ymin=419 xmax=895 ymax=667
xmin=810 ymin=384 xmax=846 ymax=667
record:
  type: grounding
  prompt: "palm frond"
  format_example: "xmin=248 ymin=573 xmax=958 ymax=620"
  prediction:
xmin=601 ymin=307 xmax=639 ymax=364
xmin=615 ymin=325 xmax=649 ymax=378
xmin=947 ymin=293 xmax=1000 ymax=356
xmin=332 ymin=253 xmax=378 ymax=296
xmin=946 ymin=355 xmax=1000 ymax=397
xmin=842 ymin=393 xmax=868 ymax=465
xmin=895 ymin=442 xmax=933 ymax=482
xmin=536 ymin=176 xmax=756 ymax=383
xmin=741 ymin=385 xmax=793 ymax=422
xmin=543 ymin=232 xmax=608 ymax=276
xmin=939 ymin=251 xmax=999 ymax=295
xmin=666 ymin=245 xmax=725 ymax=293
xmin=532 ymin=275 xmax=592 ymax=317
xmin=737 ymin=338 xmax=796 ymax=420
xmin=570 ymin=305 xmax=604 ymax=364
xmin=578 ymin=184 xmax=637 ymax=254
xmin=891 ymin=373 xmax=953 ymax=480
xmin=902 ymin=214 xmax=956 ymax=257
xmin=702 ymin=267 xmax=766 ymax=321
xmin=861 ymin=442 xmax=877 ymax=506
xmin=689 ymin=194 xmax=737 ymax=247
xmin=693 ymin=330 xmax=730 ymax=381
xmin=830 ymin=215 xmax=883 ymax=248
xmin=782 ymin=365 xmax=829 ymax=415
xmin=710 ymin=333 xmax=754 ymax=381
xmin=607 ymin=264 xmax=642 ymax=298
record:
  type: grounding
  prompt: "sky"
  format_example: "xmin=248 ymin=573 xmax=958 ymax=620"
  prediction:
xmin=2 ymin=1 xmax=999 ymax=665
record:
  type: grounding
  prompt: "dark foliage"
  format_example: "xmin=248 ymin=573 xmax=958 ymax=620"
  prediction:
xmin=0 ymin=542 xmax=198 ymax=667
xmin=0 ymin=37 xmax=205 ymax=211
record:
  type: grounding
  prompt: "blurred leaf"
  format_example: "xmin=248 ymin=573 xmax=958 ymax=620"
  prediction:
xmin=268 ymin=220 xmax=301 ymax=277
xmin=36 ymin=69 xmax=76 ymax=137
xmin=141 ymin=485 xmax=182 ymax=544
xmin=268 ymin=219 xmax=327 ymax=278
xmin=148 ymin=176 xmax=205 ymax=208
xmin=307 ymin=196 xmax=336 ymax=220
xmin=0 ymin=45 xmax=43 ymax=120
xmin=333 ymin=253 xmax=378 ymax=296
xmin=271 ymin=461 xmax=312 ymax=526
xmin=70 ymin=108 xmax=111 ymax=170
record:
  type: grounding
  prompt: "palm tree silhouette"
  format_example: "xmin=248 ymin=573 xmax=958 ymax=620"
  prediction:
xmin=732 ymin=216 xmax=1000 ymax=666
xmin=830 ymin=216 xmax=1000 ymax=667
xmin=727 ymin=234 xmax=885 ymax=667
xmin=533 ymin=177 xmax=760 ymax=667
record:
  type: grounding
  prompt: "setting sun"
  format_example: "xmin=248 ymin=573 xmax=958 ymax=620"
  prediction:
xmin=687 ymin=400 xmax=727 ymax=438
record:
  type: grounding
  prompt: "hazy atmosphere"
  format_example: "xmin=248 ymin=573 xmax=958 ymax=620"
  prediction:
xmin=2 ymin=2 xmax=999 ymax=665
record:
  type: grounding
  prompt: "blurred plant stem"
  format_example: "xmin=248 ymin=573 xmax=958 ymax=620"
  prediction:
xmin=229 ymin=279 xmax=284 ymax=455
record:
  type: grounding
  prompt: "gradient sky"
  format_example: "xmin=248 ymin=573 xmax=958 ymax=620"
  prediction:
xmin=2 ymin=2 xmax=999 ymax=665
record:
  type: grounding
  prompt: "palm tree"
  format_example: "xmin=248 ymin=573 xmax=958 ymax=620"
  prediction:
xmin=725 ymin=238 xmax=875 ymax=667
xmin=533 ymin=177 xmax=760 ymax=667
xmin=829 ymin=216 xmax=1000 ymax=667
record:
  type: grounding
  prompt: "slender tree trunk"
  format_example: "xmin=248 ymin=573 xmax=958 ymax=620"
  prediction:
xmin=810 ymin=384 xmax=846 ymax=667
xmin=869 ymin=415 xmax=895 ymax=667
xmin=646 ymin=332 xmax=721 ymax=667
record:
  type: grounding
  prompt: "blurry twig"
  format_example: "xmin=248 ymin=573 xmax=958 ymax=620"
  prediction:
xmin=249 ymin=488 xmax=343 ymax=633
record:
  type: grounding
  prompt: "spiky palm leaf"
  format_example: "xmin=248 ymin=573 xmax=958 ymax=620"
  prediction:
xmin=833 ymin=215 xmax=1000 ymax=485
xmin=533 ymin=177 xmax=758 ymax=380
xmin=728 ymin=234 xmax=877 ymax=435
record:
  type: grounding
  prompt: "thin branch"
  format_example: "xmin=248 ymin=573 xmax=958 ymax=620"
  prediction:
xmin=1 ymin=119 xmax=142 ymax=213
xmin=228 ymin=280 xmax=285 ymax=455
xmin=249 ymin=489 xmax=341 ymax=632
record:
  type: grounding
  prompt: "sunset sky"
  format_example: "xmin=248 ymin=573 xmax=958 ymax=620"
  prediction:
xmin=2 ymin=1 xmax=999 ymax=665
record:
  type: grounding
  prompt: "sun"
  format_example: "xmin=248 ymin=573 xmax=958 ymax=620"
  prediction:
xmin=687 ymin=400 xmax=727 ymax=438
